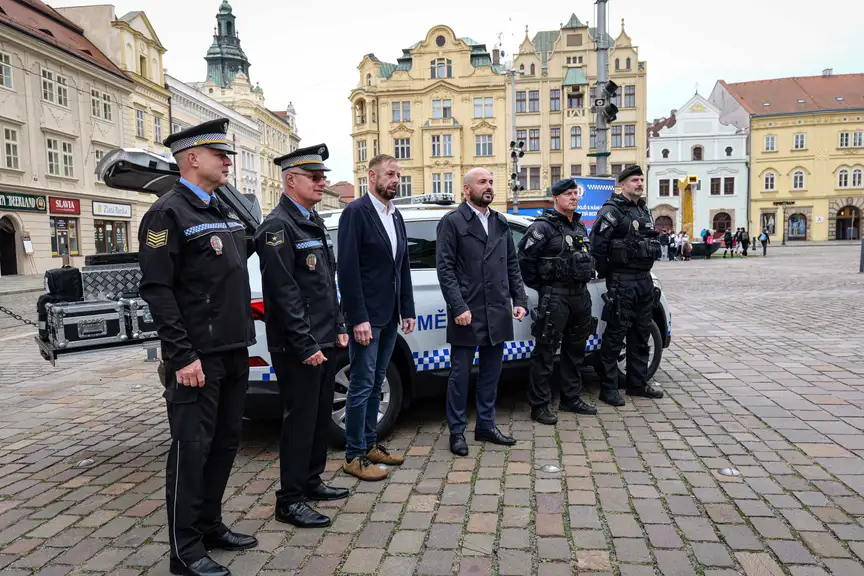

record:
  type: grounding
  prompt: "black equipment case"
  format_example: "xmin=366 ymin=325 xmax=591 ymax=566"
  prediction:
xmin=44 ymin=300 xmax=127 ymax=351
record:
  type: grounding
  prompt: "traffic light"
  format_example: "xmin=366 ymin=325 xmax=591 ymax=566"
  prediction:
xmin=601 ymin=80 xmax=618 ymax=123
xmin=509 ymin=141 xmax=525 ymax=193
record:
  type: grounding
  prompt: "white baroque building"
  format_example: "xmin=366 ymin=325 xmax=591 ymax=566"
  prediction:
xmin=166 ymin=75 xmax=262 ymax=201
xmin=647 ymin=93 xmax=749 ymax=237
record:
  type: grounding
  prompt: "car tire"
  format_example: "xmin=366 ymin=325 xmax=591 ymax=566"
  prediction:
xmin=327 ymin=347 xmax=404 ymax=447
xmin=615 ymin=320 xmax=663 ymax=389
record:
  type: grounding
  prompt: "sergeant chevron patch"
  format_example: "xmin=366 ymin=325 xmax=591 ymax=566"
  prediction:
xmin=266 ymin=230 xmax=284 ymax=247
xmin=145 ymin=229 xmax=168 ymax=248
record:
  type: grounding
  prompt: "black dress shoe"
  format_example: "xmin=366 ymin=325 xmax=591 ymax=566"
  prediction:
xmin=450 ymin=433 xmax=469 ymax=457
xmin=531 ymin=406 xmax=558 ymax=425
xmin=559 ymin=398 xmax=598 ymax=415
xmin=305 ymin=483 xmax=349 ymax=501
xmin=475 ymin=427 xmax=516 ymax=446
xmin=202 ymin=529 xmax=257 ymax=551
xmin=169 ymin=556 xmax=230 ymax=576
xmin=275 ymin=501 xmax=331 ymax=528
xmin=627 ymin=385 xmax=664 ymax=399
xmin=600 ymin=390 xmax=626 ymax=407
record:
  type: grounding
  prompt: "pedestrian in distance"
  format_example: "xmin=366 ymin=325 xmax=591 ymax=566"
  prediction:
xmin=668 ymin=230 xmax=678 ymax=261
xmin=138 ymin=119 xmax=258 ymax=576
xmin=659 ymin=230 xmax=670 ymax=261
xmin=436 ymin=168 xmax=528 ymax=456
xmin=338 ymin=154 xmax=416 ymax=481
xmin=705 ymin=230 xmax=714 ymax=259
xmin=723 ymin=229 xmax=734 ymax=258
xmin=254 ymin=144 xmax=350 ymax=529
xmin=759 ymin=229 xmax=770 ymax=256
xmin=518 ymin=178 xmax=599 ymax=426
xmin=741 ymin=228 xmax=750 ymax=256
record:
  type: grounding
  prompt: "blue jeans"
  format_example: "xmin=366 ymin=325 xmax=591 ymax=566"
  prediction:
xmin=345 ymin=317 xmax=399 ymax=460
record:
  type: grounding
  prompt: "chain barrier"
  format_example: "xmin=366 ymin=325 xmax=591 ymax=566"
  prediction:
xmin=0 ymin=305 xmax=38 ymax=328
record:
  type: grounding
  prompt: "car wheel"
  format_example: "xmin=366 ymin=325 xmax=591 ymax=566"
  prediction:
xmin=615 ymin=320 xmax=662 ymax=389
xmin=328 ymin=347 xmax=403 ymax=447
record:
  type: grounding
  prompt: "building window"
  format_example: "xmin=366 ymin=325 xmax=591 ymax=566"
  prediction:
xmin=793 ymin=170 xmax=805 ymax=190
xmin=611 ymin=126 xmax=622 ymax=148
xmin=761 ymin=213 xmax=776 ymax=235
xmin=0 ymin=52 xmax=11 ymax=89
xmin=725 ymin=146 xmax=733 ymax=157
xmin=672 ymin=179 xmax=680 ymax=196
xmin=615 ymin=58 xmax=620 ymax=71
xmin=41 ymin=69 xmax=68 ymax=106
xmin=624 ymin=85 xmax=636 ymax=108
xmin=94 ymin=220 xmax=129 ymax=253
xmin=518 ymin=167 xmax=527 ymax=190
xmin=528 ymin=129 xmax=540 ymax=151
xmin=432 ymin=136 xmax=441 ymax=157
xmin=692 ymin=145 xmax=704 ymax=161
xmin=528 ymin=90 xmax=540 ymax=113
xmin=590 ymin=164 xmax=597 ymax=176
xmin=474 ymin=97 xmax=494 ymax=118
xmin=61 ymin=141 xmax=74 ymax=177
xmin=91 ymin=89 xmax=101 ymax=118
xmin=373 ymin=139 xmax=378 ymax=156
xmin=794 ymin=133 xmax=806 ymax=150
xmin=550 ymin=127 xmax=561 ymax=150
xmin=444 ymin=172 xmax=453 ymax=195
xmin=853 ymin=169 xmax=862 ymax=187
xmin=626 ymin=58 xmax=631 ymax=69
xmin=154 ymin=117 xmax=162 ymax=143
xmin=590 ymin=127 xmax=596 ymax=149
xmin=432 ymin=173 xmax=441 ymax=194
xmin=612 ymin=90 xmax=622 ymax=108
xmin=551 ymin=166 xmax=561 ymax=183
xmin=724 ymin=178 xmax=735 ymax=195
xmin=854 ymin=131 xmax=864 ymax=148
xmin=357 ymin=140 xmax=367 ymax=162
xmin=443 ymin=135 xmax=452 ymax=156
xmin=520 ymin=64 xmax=524 ymax=74
xmin=611 ymin=164 xmax=622 ymax=176
xmin=661 ymin=149 xmax=669 ymax=159
xmin=788 ymin=214 xmax=807 ymax=239
xmin=398 ymin=176 xmax=412 ymax=197
xmin=570 ymin=127 xmax=582 ymax=149
xmin=432 ymin=99 xmax=452 ymax=119
xmin=516 ymin=91 xmax=526 ymax=113
xmin=430 ymin=58 xmax=452 ymax=79
xmin=764 ymin=171 xmax=776 ymax=191
xmin=3 ymin=128 xmax=18 ymax=170
xmin=529 ymin=167 xmax=540 ymax=190
xmin=530 ymin=63 xmax=536 ymax=75
xmin=713 ymin=212 xmax=731 ymax=236
xmin=516 ymin=129 xmax=527 ymax=147
xmin=838 ymin=168 xmax=849 ymax=188
xmin=394 ymin=138 xmax=410 ymax=159
xmin=570 ymin=165 xmax=581 ymax=177
xmin=50 ymin=217 xmax=80 ymax=257
xmin=172 ymin=122 xmax=183 ymax=135
xmin=136 ymin=110 xmax=145 ymax=138
xmin=710 ymin=178 xmax=721 ymax=196
xmin=391 ymin=102 xmax=400 ymax=122
xmin=475 ymin=135 xmax=493 ymax=157
xmin=550 ymin=89 xmax=560 ymax=112
xmin=94 ymin=149 xmax=104 ymax=181
xmin=659 ymin=180 xmax=670 ymax=197
xmin=764 ymin=135 xmax=776 ymax=152
xmin=567 ymin=92 xmax=584 ymax=109
xmin=46 ymin=138 xmax=60 ymax=175
xmin=840 ymin=132 xmax=850 ymax=148
xmin=358 ymin=177 xmax=368 ymax=196
xmin=624 ymin=125 xmax=636 ymax=147
xmin=391 ymin=101 xmax=410 ymax=122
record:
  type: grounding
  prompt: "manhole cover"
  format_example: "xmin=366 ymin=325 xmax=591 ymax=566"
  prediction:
xmin=718 ymin=468 xmax=741 ymax=477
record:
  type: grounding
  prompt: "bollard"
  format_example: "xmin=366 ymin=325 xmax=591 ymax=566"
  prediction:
xmin=145 ymin=346 xmax=158 ymax=362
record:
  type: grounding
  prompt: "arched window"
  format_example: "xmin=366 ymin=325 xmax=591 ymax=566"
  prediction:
xmin=712 ymin=212 xmax=731 ymax=235
xmin=836 ymin=206 xmax=860 ymax=240
xmin=661 ymin=149 xmax=669 ymax=159
xmin=788 ymin=214 xmax=807 ymax=239
xmin=838 ymin=168 xmax=850 ymax=188
xmin=853 ymin=168 xmax=863 ymax=188
xmin=570 ymin=126 xmax=582 ymax=148
xmin=793 ymin=170 xmax=805 ymax=190
xmin=615 ymin=58 xmax=620 ymax=71
xmin=725 ymin=146 xmax=733 ymax=157
xmin=519 ymin=63 xmax=524 ymax=74
xmin=692 ymin=145 xmax=703 ymax=161
xmin=355 ymin=100 xmax=366 ymax=125
xmin=626 ymin=57 xmax=631 ymax=69
xmin=764 ymin=171 xmax=776 ymax=191
xmin=366 ymin=73 xmax=372 ymax=86
xmin=530 ymin=63 xmax=535 ymax=75
xmin=226 ymin=21 xmax=233 ymax=36
xmin=655 ymin=215 xmax=673 ymax=232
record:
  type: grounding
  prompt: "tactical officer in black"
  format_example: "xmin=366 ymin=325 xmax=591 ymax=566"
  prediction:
xmin=518 ymin=179 xmax=598 ymax=425
xmin=138 ymin=119 xmax=257 ymax=576
xmin=589 ymin=165 xmax=665 ymax=407
xmin=254 ymin=144 xmax=349 ymax=529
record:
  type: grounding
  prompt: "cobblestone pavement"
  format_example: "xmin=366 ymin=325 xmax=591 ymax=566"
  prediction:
xmin=1 ymin=244 xmax=863 ymax=576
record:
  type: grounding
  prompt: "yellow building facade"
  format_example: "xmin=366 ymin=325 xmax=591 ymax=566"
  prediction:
xmin=711 ymin=74 xmax=864 ymax=241
xmin=349 ymin=25 xmax=510 ymax=211
xmin=509 ymin=16 xmax=647 ymax=208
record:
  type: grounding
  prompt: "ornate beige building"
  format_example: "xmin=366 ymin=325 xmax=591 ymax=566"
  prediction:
xmin=349 ymin=25 xmax=510 ymax=211
xmin=508 ymin=15 xmax=647 ymax=210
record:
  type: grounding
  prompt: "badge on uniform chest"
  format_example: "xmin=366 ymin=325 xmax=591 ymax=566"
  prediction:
xmin=306 ymin=253 xmax=317 ymax=270
xmin=632 ymin=220 xmax=640 ymax=232
xmin=565 ymin=235 xmax=574 ymax=249
xmin=210 ymin=234 xmax=223 ymax=255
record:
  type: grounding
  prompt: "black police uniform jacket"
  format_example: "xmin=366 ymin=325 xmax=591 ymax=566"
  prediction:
xmin=589 ymin=194 xmax=657 ymax=278
xmin=517 ymin=208 xmax=592 ymax=291
xmin=436 ymin=202 xmax=528 ymax=348
xmin=253 ymin=195 xmax=346 ymax=361
xmin=138 ymin=181 xmax=255 ymax=370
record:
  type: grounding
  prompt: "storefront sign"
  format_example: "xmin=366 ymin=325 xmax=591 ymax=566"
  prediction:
xmin=92 ymin=201 xmax=132 ymax=218
xmin=49 ymin=197 xmax=81 ymax=215
xmin=0 ymin=192 xmax=47 ymax=212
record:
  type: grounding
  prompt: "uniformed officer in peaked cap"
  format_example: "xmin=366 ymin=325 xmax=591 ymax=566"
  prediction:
xmin=589 ymin=164 xmax=665 ymax=408
xmin=139 ymin=118 xmax=257 ymax=576
xmin=254 ymin=143 xmax=350 ymax=529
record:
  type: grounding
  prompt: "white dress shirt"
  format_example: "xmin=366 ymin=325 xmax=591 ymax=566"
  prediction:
xmin=467 ymin=202 xmax=490 ymax=235
xmin=369 ymin=193 xmax=398 ymax=259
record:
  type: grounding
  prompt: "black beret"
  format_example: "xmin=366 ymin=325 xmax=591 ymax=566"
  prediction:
xmin=617 ymin=164 xmax=644 ymax=183
xmin=551 ymin=178 xmax=577 ymax=196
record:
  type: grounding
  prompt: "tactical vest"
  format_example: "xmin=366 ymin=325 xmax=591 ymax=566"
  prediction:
xmin=608 ymin=208 xmax=662 ymax=271
xmin=537 ymin=216 xmax=595 ymax=284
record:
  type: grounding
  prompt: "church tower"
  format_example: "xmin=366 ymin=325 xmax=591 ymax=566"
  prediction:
xmin=204 ymin=0 xmax=250 ymax=87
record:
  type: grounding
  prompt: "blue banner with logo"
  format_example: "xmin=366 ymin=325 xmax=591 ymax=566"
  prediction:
xmin=508 ymin=177 xmax=616 ymax=234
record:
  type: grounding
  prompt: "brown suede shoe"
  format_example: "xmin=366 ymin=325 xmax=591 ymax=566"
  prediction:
xmin=342 ymin=456 xmax=388 ymax=482
xmin=367 ymin=444 xmax=405 ymax=466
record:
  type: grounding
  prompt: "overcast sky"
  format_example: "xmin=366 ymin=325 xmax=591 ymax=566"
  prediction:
xmin=51 ymin=0 xmax=863 ymax=184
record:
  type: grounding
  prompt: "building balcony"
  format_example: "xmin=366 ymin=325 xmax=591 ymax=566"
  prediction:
xmin=424 ymin=117 xmax=460 ymax=129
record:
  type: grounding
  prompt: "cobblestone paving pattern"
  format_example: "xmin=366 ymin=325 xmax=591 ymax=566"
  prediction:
xmin=0 ymin=244 xmax=862 ymax=575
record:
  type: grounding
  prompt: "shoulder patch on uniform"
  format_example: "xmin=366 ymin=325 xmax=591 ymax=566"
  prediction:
xmin=145 ymin=229 xmax=168 ymax=248
xmin=531 ymin=229 xmax=544 ymax=240
xmin=265 ymin=230 xmax=284 ymax=247
xmin=598 ymin=221 xmax=611 ymax=233
xmin=604 ymin=213 xmax=618 ymax=226
xmin=524 ymin=238 xmax=535 ymax=249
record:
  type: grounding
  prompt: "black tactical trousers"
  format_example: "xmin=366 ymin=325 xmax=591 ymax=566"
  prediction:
xmin=598 ymin=275 xmax=654 ymax=393
xmin=270 ymin=351 xmax=333 ymax=507
xmin=528 ymin=283 xmax=594 ymax=408
xmin=164 ymin=348 xmax=248 ymax=565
